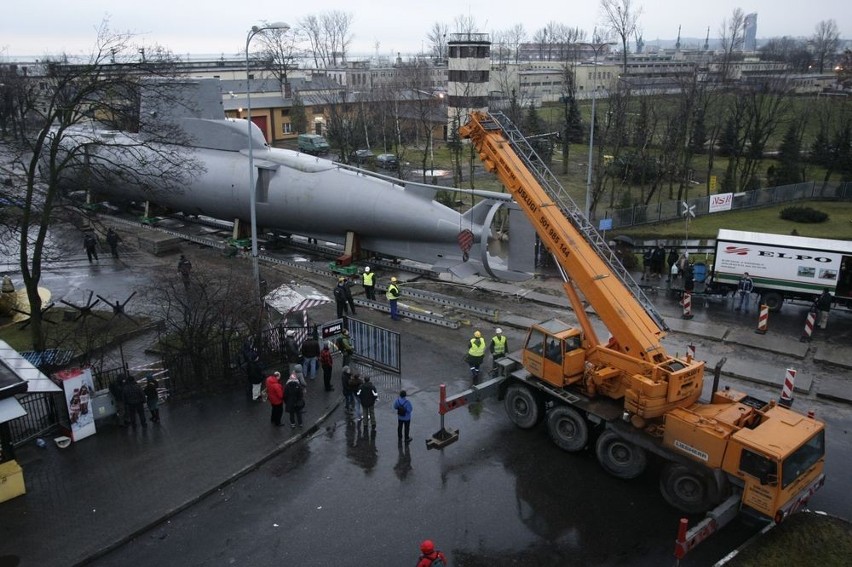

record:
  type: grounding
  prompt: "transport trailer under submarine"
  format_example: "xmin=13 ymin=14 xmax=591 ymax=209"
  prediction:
xmin=54 ymin=87 xmax=533 ymax=280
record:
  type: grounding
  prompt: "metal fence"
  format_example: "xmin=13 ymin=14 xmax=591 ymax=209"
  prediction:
xmin=606 ymin=181 xmax=852 ymax=229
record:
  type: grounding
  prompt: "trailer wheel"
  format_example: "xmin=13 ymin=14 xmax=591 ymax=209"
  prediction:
xmin=762 ymin=292 xmax=784 ymax=312
xmin=659 ymin=462 xmax=715 ymax=514
xmin=547 ymin=405 xmax=589 ymax=452
xmin=503 ymin=384 xmax=543 ymax=429
xmin=595 ymin=430 xmax=647 ymax=479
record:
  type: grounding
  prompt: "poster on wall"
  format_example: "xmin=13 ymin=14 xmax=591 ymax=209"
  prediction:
xmin=54 ymin=368 xmax=97 ymax=442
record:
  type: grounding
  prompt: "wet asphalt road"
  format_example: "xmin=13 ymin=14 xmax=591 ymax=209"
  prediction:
xmin=85 ymin=300 xmax=852 ymax=567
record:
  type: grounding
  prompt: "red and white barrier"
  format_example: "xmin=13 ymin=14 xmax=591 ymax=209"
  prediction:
xmin=800 ymin=309 xmax=816 ymax=342
xmin=779 ymin=368 xmax=796 ymax=408
xmin=755 ymin=304 xmax=769 ymax=335
xmin=687 ymin=343 xmax=696 ymax=361
xmin=681 ymin=292 xmax=694 ymax=320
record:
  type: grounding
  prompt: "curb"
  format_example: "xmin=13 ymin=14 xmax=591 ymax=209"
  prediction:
xmin=70 ymin=396 xmax=342 ymax=567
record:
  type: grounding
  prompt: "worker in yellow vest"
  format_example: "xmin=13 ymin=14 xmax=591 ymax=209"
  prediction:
xmin=386 ymin=277 xmax=401 ymax=320
xmin=467 ymin=330 xmax=487 ymax=383
xmin=362 ymin=266 xmax=376 ymax=301
xmin=489 ymin=328 xmax=508 ymax=378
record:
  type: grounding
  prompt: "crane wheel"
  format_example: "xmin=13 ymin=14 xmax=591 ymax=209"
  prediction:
xmin=547 ymin=405 xmax=589 ymax=452
xmin=503 ymin=384 xmax=543 ymax=429
xmin=659 ymin=462 xmax=716 ymax=514
xmin=595 ymin=430 xmax=647 ymax=479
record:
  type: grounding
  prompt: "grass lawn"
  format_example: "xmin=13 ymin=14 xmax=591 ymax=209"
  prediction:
xmin=727 ymin=513 xmax=852 ymax=567
xmin=614 ymin=200 xmax=852 ymax=241
xmin=0 ymin=309 xmax=150 ymax=355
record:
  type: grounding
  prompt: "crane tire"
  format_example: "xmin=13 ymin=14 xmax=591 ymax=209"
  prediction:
xmin=547 ymin=405 xmax=589 ymax=452
xmin=503 ymin=384 xmax=543 ymax=429
xmin=595 ymin=430 xmax=647 ymax=479
xmin=659 ymin=462 xmax=716 ymax=514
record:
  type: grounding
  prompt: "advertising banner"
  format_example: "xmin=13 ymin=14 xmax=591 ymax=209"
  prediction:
xmin=709 ymin=193 xmax=733 ymax=213
xmin=54 ymin=368 xmax=97 ymax=442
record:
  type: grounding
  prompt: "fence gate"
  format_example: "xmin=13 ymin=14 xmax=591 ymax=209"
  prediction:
xmin=346 ymin=317 xmax=402 ymax=374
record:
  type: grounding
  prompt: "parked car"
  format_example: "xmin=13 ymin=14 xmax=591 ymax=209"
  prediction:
xmin=375 ymin=153 xmax=399 ymax=170
xmin=350 ymin=149 xmax=375 ymax=165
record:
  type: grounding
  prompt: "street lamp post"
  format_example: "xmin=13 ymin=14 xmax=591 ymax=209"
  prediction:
xmin=582 ymin=40 xmax=612 ymax=221
xmin=246 ymin=21 xmax=290 ymax=297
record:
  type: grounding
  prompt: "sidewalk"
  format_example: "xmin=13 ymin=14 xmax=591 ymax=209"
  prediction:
xmin=0 ymin=373 xmax=341 ymax=567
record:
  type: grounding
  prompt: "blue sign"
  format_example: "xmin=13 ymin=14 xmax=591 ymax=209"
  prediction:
xmin=598 ymin=218 xmax=613 ymax=231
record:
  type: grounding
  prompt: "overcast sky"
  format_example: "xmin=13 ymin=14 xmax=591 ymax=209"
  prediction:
xmin=2 ymin=0 xmax=848 ymax=60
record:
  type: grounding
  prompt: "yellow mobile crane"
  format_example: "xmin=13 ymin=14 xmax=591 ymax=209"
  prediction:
xmin=430 ymin=111 xmax=825 ymax=555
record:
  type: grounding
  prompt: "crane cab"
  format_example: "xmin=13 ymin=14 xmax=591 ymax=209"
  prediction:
xmin=522 ymin=319 xmax=585 ymax=388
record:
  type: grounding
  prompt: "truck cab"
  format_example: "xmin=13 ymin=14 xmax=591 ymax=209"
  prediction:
xmin=297 ymin=134 xmax=330 ymax=155
xmin=522 ymin=320 xmax=585 ymax=388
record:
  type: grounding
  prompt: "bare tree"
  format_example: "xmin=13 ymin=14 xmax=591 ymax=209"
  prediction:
xmin=718 ymin=8 xmax=746 ymax=84
xmin=811 ymin=20 xmax=840 ymax=74
xmin=600 ymin=0 xmax=642 ymax=73
xmin=254 ymin=24 xmax=302 ymax=94
xmin=759 ymin=37 xmax=812 ymax=72
xmin=426 ymin=22 xmax=449 ymax=60
xmin=300 ymin=11 xmax=354 ymax=68
xmin=506 ymin=24 xmax=528 ymax=64
xmin=0 ymin=22 xmax=198 ymax=350
xmin=454 ymin=15 xmax=478 ymax=34
xmin=145 ymin=263 xmax=258 ymax=391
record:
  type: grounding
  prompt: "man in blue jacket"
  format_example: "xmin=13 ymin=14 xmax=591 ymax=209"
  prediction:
xmin=393 ymin=390 xmax=413 ymax=443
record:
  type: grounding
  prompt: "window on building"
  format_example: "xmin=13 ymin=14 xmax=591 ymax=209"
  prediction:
xmin=283 ymin=123 xmax=292 ymax=134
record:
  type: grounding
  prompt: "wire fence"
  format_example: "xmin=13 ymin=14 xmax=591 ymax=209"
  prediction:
xmin=605 ymin=182 xmax=852 ymax=230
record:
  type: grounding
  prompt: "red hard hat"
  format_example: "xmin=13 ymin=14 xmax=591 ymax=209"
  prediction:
xmin=420 ymin=540 xmax=435 ymax=554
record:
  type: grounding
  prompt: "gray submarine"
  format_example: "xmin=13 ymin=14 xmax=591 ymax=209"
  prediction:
xmin=53 ymin=78 xmax=534 ymax=280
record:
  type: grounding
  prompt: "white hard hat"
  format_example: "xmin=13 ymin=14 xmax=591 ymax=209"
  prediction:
xmin=364 ymin=266 xmax=370 ymax=272
xmin=495 ymin=328 xmax=503 ymax=334
xmin=286 ymin=330 xmax=295 ymax=336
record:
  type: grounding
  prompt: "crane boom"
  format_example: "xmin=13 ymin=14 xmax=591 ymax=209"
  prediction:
xmin=460 ymin=111 xmax=666 ymax=361
xmin=459 ymin=110 xmax=704 ymax=418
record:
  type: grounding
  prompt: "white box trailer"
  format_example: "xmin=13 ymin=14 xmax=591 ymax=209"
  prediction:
xmin=713 ymin=229 xmax=852 ymax=311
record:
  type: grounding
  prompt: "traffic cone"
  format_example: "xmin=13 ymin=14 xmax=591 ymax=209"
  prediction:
xmin=755 ymin=304 xmax=769 ymax=334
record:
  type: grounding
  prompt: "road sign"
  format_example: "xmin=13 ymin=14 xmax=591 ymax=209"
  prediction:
xmin=598 ymin=218 xmax=613 ymax=231
xmin=682 ymin=201 xmax=696 ymax=218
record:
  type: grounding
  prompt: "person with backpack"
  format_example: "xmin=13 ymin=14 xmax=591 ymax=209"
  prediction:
xmin=336 ymin=329 xmax=354 ymax=368
xmin=393 ymin=390 xmax=413 ymax=444
xmin=416 ymin=539 xmax=447 ymax=567
xmin=284 ymin=371 xmax=305 ymax=429
xmin=357 ymin=376 xmax=379 ymax=428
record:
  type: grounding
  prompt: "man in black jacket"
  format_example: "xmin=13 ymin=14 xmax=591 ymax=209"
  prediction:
xmin=122 ymin=377 xmax=147 ymax=428
xmin=816 ymin=288 xmax=833 ymax=330
xmin=356 ymin=376 xmax=379 ymax=428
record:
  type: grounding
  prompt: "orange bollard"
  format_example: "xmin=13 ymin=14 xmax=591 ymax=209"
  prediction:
xmin=755 ymin=303 xmax=769 ymax=334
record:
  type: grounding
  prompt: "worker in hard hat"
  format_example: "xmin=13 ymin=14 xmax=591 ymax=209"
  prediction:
xmin=467 ymin=330 xmax=487 ymax=383
xmin=489 ymin=328 xmax=508 ymax=377
xmin=362 ymin=266 xmax=376 ymax=301
xmin=386 ymin=276 xmax=401 ymax=320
